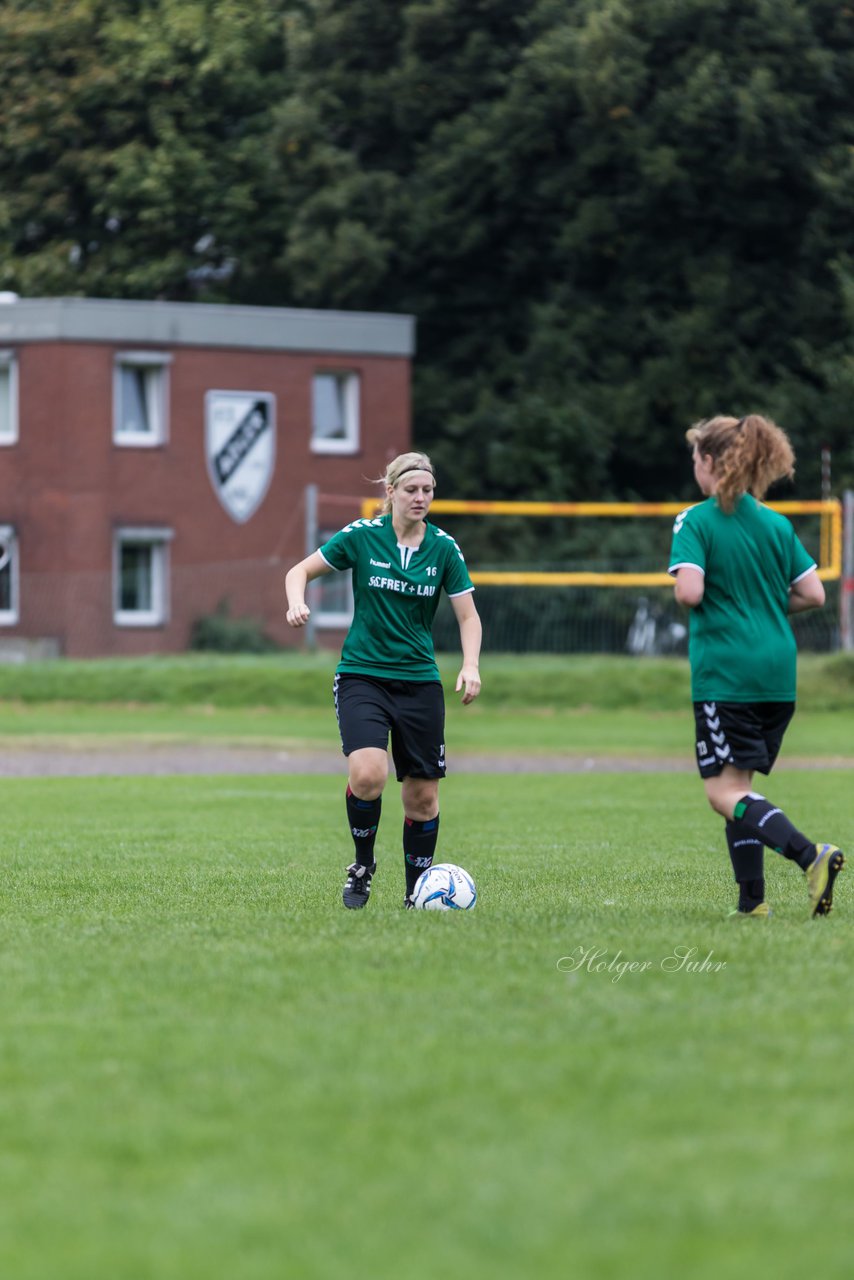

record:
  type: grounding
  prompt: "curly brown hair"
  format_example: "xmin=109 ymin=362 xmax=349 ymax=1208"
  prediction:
xmin=686 ymin=414 xmax=795 ymax=513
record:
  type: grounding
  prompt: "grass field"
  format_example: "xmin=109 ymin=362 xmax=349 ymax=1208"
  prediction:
xmin=1 ymin=652 xmax=853 ymax=761
xmin=2 ymin=699 xmax=854 ymax=760
xmin=1 ymin=771 xmax=852 ymax=1278
xmin=0 ymin=656 xmax=852 ymax=1277
xmin=0 ymin=650 xmax=853 ymax=710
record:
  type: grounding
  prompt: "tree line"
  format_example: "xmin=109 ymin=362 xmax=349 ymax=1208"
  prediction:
xmin=3 ymin=0 xmax=854 ymax=522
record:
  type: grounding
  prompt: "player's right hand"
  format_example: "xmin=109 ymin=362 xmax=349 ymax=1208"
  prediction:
xmin=286 ymin=603 xmax=311 ymax=627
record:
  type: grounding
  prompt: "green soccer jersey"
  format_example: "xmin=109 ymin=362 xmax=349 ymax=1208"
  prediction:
xmin=668 ymin=494 xmax=816 ymax=702
xmin=319 ymin=514 xmax=475 ymax=681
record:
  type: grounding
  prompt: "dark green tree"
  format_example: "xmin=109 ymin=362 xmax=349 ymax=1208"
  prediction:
xmin=270 ymin=0 xmax=854 ymax=502
xmin=0 ymin=0 xmax=288 ymax=299
xmin=3 ymin=0 xmax=854 ymax=511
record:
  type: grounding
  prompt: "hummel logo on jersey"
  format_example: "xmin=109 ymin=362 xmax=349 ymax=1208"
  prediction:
xmin=370 ymin=558 xmax=391 ymax=569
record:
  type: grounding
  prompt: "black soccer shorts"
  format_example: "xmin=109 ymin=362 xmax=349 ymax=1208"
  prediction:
xmin=333 ymin=674 xmax=446 ymax=781
xmin=692 ymin=700 xmax=795 ymax=777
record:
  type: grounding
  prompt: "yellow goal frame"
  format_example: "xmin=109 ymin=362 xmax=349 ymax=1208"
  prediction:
xmin=358 ymin=498 xmax=842 ymax=587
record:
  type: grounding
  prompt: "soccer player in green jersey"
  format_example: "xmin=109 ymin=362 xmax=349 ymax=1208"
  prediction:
xmin=668 ymin=413 xmax=844 ymax=919
xmin=285 ymin=451 xmax=482 ymax=909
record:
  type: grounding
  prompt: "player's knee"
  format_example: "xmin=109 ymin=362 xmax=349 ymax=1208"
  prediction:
xmin=406 ymin=799 xmax=438 ymax=822
xmin=704 ymin=784 xmax=732 ymax=819
xmin=348 ymin=763 xmax=386 ymax=799
xmin=402 ymin=781 xmax=439 ymax=820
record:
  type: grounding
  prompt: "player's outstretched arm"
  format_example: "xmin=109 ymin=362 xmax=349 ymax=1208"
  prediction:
xmin=285 ymin=551 xmax=332 ymax=627
xmin=450 ymin=592 xmax=482 ymax=704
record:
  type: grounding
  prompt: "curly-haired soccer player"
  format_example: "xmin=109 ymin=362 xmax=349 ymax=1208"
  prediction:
xmin=669 ymin=413 xmax=844 ymax=918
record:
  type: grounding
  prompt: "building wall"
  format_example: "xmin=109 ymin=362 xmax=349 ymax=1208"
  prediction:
xmin=0 ymin=335 xmax=411 ymax=656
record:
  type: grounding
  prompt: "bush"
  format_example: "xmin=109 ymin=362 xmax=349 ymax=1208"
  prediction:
xmin=189 ymin=599 xmax=279 ymax=654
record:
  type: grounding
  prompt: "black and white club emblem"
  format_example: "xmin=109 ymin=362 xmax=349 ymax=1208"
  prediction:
xmin=205 ymin=390 xmax=276 ymax=523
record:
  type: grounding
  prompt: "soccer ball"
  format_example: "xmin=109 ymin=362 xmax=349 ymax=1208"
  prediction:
xmin=411 ymin=863 xmax=477 ymax=911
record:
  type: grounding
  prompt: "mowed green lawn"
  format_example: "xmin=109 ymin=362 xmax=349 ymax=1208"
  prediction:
xmin=0 ymin=699 xmax=851 ymax=761
xmin=0 ymin=768 xmax=852 ymax=1279
xmin=1 ymin=651 xmax=853 ymax=757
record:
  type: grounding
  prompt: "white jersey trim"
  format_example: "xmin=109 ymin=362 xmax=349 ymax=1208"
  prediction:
xmin=790 ymin=563 xmax=818 ymax=585
xmin=668 ymin=561 xmax=705 ymax=577
xmin=447 ymin=586 xmax=475 ymax=597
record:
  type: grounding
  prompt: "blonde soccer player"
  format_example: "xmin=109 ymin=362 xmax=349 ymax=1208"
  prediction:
xmin=285 ymin=452 xmax=482 ymax=909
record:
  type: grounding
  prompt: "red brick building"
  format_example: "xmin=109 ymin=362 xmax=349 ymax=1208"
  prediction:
xmin=0 ymin=297 xmax=414 ymax=657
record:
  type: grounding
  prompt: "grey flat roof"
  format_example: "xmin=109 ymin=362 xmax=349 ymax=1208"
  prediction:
xmin=0 ymin=296 xmax=415 ymax=357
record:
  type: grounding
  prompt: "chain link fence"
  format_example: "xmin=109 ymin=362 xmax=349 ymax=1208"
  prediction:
xmin=431 ymin=580 xmax=841 ymax=656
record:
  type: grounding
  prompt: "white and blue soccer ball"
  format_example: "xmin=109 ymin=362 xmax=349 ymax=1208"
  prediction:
xmin=411 ymin=863 xmax=477 ymax=911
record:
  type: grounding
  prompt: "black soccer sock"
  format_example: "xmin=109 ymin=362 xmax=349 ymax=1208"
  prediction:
xmin=725 ymin=820 xmax=765 ymax=909
xmin=346 ymin=786 xmax=382 ymax=867
xmin=733 ymin=794 xmax=815 ymax=870
xmin=403 ymin=813 xmax=440 ymax=896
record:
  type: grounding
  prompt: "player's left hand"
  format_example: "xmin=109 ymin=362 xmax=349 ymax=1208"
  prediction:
xmin=455 ymin=665 xmax=481 ymax=705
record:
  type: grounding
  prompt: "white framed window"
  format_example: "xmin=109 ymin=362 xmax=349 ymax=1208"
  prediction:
xmin=0 ymin=525 xmax=19 ymax=624
xmin=313 ymin=528 xmax=355 ymax=629
xmin=113 ymin=352 xmax=171 ymax=446
xmin=0 ymin=351 xmax=19 ymax=446
xmin=113 ymin=527 xmax=173 ymax=627
xmin=311 ymin=371 xmax=360 ymax=454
